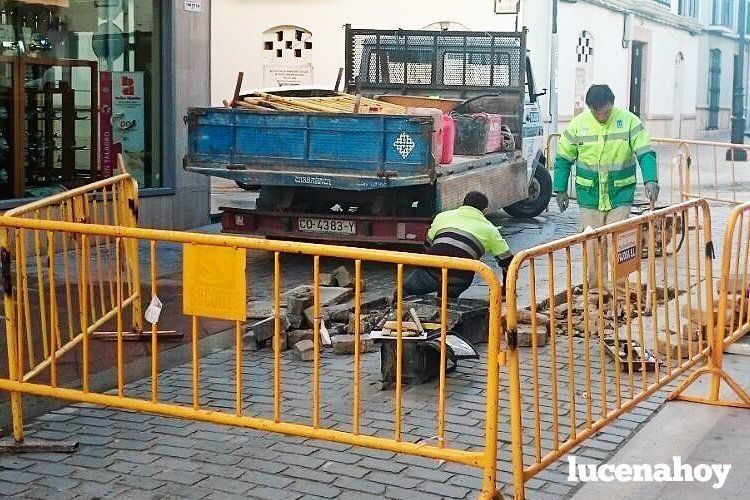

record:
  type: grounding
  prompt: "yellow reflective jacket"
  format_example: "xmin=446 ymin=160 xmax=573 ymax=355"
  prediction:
xmin=553 ymin=107 xmax=657 ymax=211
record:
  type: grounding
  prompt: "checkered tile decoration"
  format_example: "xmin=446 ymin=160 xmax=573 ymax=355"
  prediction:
xmin=263 ymin=27 xmax=313 ymax=60
xmin=576 ymin=31 xmax=594 ymax=64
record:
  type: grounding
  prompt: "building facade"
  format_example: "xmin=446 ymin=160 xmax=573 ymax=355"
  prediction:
xmin=211 ymin=0 xmax=747 ymax=141
xmin=0 ymin=0 xmax=211 ymax=229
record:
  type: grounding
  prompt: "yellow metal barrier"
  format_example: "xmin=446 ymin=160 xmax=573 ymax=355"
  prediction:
xmin=0 ymin=214 xmax=505 ymax=498
xmin=652 ymin=138 xmax=750 ymax=205
xmin=505 ymin=199 xmax=717 ymax=499
xmin=670 ymin=201 xmax=750 ymax=408
xmin=1 ymin=168 xmax=143 ymax=387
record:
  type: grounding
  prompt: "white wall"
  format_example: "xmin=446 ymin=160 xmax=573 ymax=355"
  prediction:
xmin=210 ymin=0 xmax=551 ymax=105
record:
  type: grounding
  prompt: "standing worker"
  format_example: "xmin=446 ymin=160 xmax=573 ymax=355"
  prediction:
xmin=553 ymin=84 xmax=659 ymax=290
xmin=403 ymin=191 xmax=514 ymax=298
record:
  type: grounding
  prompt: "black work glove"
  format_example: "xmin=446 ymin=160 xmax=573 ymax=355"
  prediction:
xmin=495 ymin=255 xmax=514 ymax=291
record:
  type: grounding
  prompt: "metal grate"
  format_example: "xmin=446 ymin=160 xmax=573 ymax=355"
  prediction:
xmin=346 ymin=26 xmax=524 ymax=92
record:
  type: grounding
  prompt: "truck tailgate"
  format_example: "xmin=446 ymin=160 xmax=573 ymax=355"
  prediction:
xmin=185 ymin=108 xmax=436 ymax=190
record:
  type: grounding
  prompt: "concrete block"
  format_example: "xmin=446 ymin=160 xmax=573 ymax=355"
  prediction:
xmin=286 ymin=289 xmax=314 ymax=329
xmin=516 ymin=325 xmax=549 ymax=347
xmin=250 ymin=315 xmax=290 ymax=345
xmin=319 ymin=273 xmax=335 ymax=286
xmin=287 ymin=329 xmax=314 ymax=346
xmin=332 ymin=266 xmax=353 ymax=288
xmin=246 ymin=300 xmax=276 ymax=320
xmin=331 ymin=334 xmax=376 ymax=355
xmin=293 ymin=340 xmax=315 ymax=361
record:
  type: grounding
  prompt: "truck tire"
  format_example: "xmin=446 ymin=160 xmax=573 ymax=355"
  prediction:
xmin=503 ymin=164 xmax=552 ymax=219
xmin=235 ymin=180 xmax=260 ymax=191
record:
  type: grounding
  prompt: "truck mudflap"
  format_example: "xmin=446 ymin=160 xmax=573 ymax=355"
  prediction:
xmin=220 ymin=207 xmax=431 ymax=245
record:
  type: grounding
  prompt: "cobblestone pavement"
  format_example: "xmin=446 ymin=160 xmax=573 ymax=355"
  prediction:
xmin=1 ymin=154 xmax=745 ymax=499
xmin=0 ymin=334 xmax=674 ymax=500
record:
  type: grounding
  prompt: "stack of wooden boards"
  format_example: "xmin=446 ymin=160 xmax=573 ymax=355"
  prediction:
xmin=234 ymin=91 xmax=407 ymax=114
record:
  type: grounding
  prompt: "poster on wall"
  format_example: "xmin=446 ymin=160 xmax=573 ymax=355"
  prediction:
xmin=263 ymin=64 xmax=313 ymax=86
xmin=99 ymin=71 xmax=146 ymax=182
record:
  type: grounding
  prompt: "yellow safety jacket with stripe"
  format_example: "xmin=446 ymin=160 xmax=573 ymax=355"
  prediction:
xmin=553 ymin=107 xmax=657 ymax=211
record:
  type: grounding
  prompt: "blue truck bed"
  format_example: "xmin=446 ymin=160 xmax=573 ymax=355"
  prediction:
xmin=185 ymin=107 xmax=442 ymax=190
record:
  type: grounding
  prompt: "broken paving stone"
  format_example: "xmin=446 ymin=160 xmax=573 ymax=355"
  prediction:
xmin=249 ymin=315 xmax=290 ymax=344
xmin=326 ymin=303 xmax=353 ymax=323
xmin=331 ymin=334 xmax=376 ymax=355
xmin=246 ymin=300 xmax=278 ymax=320
xmin=657 ymin=331 xmax=693 ymax=359
xmin=287 ymin=329 xmax=314 ymax=346
xmin=332 ymin=266 xmax=353 ymax=288
xmin=242 ymin=331 xmax=259 ymax=351
xmin=329 ymin=323 xmax=347 ymax=336
xmin=294 ymin=339 xmax=315 ymax=361
xmin=516 ymin=325 xmax=550 ymax=347
xmin=286 ymin=289 xmax=314 ymax=329
xmin=319 ymin=273 xmax=335 ymax=287
xmin=515 ymin=310 xmax=551 ymax=327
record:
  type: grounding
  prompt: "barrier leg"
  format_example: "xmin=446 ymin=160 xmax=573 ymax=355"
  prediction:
xmin=0 ymin=229 xmax=78 ymax=454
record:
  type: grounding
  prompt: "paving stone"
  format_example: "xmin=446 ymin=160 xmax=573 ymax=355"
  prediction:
xmin=270 ymin=442 xmax=318 ymax=456
xmin=333 ymin=476 xmax=386 ymax=495
xmin=320 ymin=462 xmax=368 ymax=478
xmin=241 ymin=470 xmax=293 ymax=488
xmin=366 ymin=471 xmax=421 ymax=489
xmin=72 ymin=467 xmax=121 ymax=484
xmin=418 ymin=480 xmax=470 ymax=498
xmin=246 ymin=486 xmax=302 ymax=500
xmin=350 ymin=447 xmax=396 ymax=460
xmin=195 ymin=476 xmax=253 ymax=494
xmin=288 ymin=478 xmax=342 ymax=498
xmin=75 ymin=445 xmax=117 ymax=458
xmin=0 ymin=480 xmax=30 ymax=495
xmin=23 ymin=485 xmax=76 ymax=500
xmin=236 ymin=457 xmax=287 ymax=474
xmin=64 ymin=454 xmax=115 ymax=469
xmin=194 ymin=451 xmax=243 ymax=466
xmin=282 ymin=465 xmax=336 ymax=483
xmin=76 ymin=434 xmax=114 ymax=446
xmin=403 ymin=465 xmax=453 ymax=482
xmin=359 ymin=457 xmax=407 ymax=474
xmin=32 ymin=474 xmax=78 ymax=492
xmin=153 ymin=469 xmax=208 ymax=486
xmin=153 ymin=483 xmax=212 ymax=499
xmin=109 ymin=439 xmax=151 ymax=451
xmin=27 ymin=462 xmax=77 ymax=478
xmin=0 ymin=456 xmax=35 ymax=470
xmin=384 ymin=486 xmax=440 ymax=500
xmin=152 ymin=456 xmax=201 ymax=472
xmin=310 ymin=449 xmax=361 ymax=464
xmin=151 ymin=444 xmax=199 ymax=458
xmin=0 ymin=470 xmax=42 ymax=484
xmin=110 ymin=450 xmax=159 ymax=464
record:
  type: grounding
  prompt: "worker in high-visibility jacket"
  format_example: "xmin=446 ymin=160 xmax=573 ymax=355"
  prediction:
xmin=404 ymin=191 xmax=514 ymax=298
xmin=554 ymin=84 xmax=659 ymax=290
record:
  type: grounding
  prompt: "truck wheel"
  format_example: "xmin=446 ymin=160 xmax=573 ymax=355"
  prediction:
xmin=503 ymin=165 xmax=552 ymax=219
xmin=236 ymin=180 xmax=260 ymax=191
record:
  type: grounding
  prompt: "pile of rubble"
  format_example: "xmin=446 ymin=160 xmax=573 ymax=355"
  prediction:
xmin=244 ymin=266 xmax=390 ymax=360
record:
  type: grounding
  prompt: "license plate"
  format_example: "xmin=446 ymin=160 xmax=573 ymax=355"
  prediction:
xmin=298 ymin=217 xmax=356 ymax=235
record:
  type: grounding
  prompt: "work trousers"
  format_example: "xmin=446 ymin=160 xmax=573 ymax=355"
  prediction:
xmin=579 ymin=205 xmax=631 ymax=292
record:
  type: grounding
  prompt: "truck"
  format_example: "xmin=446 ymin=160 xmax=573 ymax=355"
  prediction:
xmin=184 ymin=26 xmax=551 ymax=245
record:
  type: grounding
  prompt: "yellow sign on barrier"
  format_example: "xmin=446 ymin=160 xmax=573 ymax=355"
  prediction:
xmin=183 ymin=244 xmax=246 ymax=321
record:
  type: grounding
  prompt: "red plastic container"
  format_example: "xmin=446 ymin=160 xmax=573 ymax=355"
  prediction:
xmin=440 ymin=113 xmax=455 ymax=164
xmin=407 ymin=107 xmax=443 ymax=163
xmin=453 ymin=113 xmax=503 ymax=155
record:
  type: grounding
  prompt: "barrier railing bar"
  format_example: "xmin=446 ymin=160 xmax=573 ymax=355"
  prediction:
xmin=313 ymin=255 xmax=321 ymax=429
xmin=273 ymin=251 xmax=282 ymax=423
xmin=565 ymin=247 xmax=576 ymax=441
xmin=81 ymin=234 xmax=89 ymax=392
xmin=546 ymin=254 xmax=560 ymax=451
xmin=150 ymin=240 xmax=158 ymax=403
xmin=437 ymin=267 xmax=448 ymax=448
xmin=116 ymin=237 xmax=124 ymax=397
xmin=394 ymin=263 xmax=404 ymax=442
xmin=192 ymin=315 xmax=199 ymax=409
xmin=353 ymin=259 xmax=362 ymax=435
xmin=0 ymin=378 xmax=487 ymax=466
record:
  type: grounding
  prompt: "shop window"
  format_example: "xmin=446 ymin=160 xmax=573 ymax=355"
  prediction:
xmin=0 ymin=0 xmax=162 ymax=201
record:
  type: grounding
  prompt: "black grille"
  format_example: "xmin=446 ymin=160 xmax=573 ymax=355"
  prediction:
xmin=345 ymin=26 xmax=524 ymax=92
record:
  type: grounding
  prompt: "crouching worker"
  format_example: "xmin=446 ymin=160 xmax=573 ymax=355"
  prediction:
xmin=403 ymin=191 xmax=514 ymax=298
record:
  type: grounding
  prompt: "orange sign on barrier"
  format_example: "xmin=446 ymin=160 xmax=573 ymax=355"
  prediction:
xmin=614 ymin=227 xmax=641 ymax=279
xmin=183 ymin=244 xmax=246 ymax=321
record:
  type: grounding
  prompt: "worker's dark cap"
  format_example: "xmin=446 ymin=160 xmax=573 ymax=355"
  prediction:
xmin=463 ymin=191 xmax=489 ymax=211
xmin=585 ymin=84 xmax=615 ymax=109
